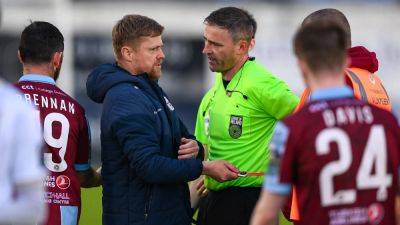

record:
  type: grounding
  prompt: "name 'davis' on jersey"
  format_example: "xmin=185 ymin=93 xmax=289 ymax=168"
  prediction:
xmin=322 ymin=105 xmax=374 ymax=127
xmin=17 ymin=93 xmax=76 ymax=115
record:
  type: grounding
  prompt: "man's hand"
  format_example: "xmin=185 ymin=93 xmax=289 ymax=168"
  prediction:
xmin=196 ymin=178 xmax=208 ymax=197
xmin=202 ymin=160 xmax=239 ymax=182
xmin=189 ymin=176 xmax=207 ymax=209
xmin=178 ymin=138 xmax=199 ymax=159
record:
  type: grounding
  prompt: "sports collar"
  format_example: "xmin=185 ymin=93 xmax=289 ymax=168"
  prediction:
xmin=19 ymin=74 xmax=56 ymax=85
xmin=310 ymin=86 xmax=353 ymax=101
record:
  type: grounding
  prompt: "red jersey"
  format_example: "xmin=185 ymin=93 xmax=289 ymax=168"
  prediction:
xmin=15 ymin=75 xmax=90 ymax=225
xmin=267 ymin=91 xmax=400 ymax=225
xmin=286 ymin=46 xmax=391 ymax=222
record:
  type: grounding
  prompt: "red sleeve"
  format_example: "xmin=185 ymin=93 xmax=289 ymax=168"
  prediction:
xmin=75 ymin=111 xmax=91 ymax=168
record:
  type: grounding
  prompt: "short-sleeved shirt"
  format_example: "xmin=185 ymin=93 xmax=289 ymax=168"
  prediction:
xmin=265 ymin=86 xmax=400 ymax=225
xmin=195 ymin=59 xmax=299 ymax=190
xmin=15 ymin=75 xmax=91 ymax=216
xmin=0 ymin=81 xmax=46 ymax=205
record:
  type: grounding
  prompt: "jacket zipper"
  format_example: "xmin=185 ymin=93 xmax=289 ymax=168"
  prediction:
xmin=144 ymin=188 xmax=153 ymax=221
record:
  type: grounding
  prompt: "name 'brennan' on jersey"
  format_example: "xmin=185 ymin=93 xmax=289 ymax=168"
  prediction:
xmin=17 ymin=84 xmax=76 ymax=115
xmin=272 ymin=97 xmax=400 ymax=225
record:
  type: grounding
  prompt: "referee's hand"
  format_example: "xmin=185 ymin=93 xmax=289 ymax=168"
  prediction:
xmin=202 ymin=160 xmax=239 ymax=182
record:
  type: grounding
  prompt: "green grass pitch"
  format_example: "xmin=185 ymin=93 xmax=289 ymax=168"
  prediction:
xmin=79 ymin=187 xmax=292 ymax=225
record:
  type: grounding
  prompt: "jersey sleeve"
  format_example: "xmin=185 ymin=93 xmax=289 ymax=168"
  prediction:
xmin=252 ymin=75 xmax=299 ymax=120
xmin=74 ymin=112 xmax=91 ymax=171
xmin=12 ymin=98 xmax=46 ymax=184
xmin=263 ymin=122 xmax=295 ymax=195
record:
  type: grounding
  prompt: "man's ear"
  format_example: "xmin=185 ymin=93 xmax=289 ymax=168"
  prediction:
xmin=248 ymin=38 xmax=255 ymax=51
xmin=52 ymin=52 xmax=63 ymax=68
xmin=120 ymin=46 xmax=134 ymax=62
xmin=237 ymin=38 xmax=255 ymax=55
xmin=17 ymin=50 xmax=23 ymax=64
xmin=236 ymin=39 xmax=249 ymax=55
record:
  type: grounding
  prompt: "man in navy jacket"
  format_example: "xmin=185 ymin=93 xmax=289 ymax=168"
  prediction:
xmin=86 ymin=15 xmax=238 ymax=225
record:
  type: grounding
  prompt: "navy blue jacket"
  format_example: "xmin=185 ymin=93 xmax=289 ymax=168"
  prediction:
xmin=86 ymin=64 xmax=204 ymax=225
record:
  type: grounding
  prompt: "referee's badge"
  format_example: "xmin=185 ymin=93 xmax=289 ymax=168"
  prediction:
xmin=229 ymin=115 xmax=243 ymax=139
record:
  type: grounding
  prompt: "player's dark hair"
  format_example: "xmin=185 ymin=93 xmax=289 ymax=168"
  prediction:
xmin=302 ymin=8 xmax=351 ymax=48
xmin=204 ymin=7 xmax=256 ymax=43
xmin=112 ymin=14 xmax=164 ymax=59
xmin=19 ymin=21 xmax=64 ymax=64
xmin=294 ymin=21 xmax=347 ymax=74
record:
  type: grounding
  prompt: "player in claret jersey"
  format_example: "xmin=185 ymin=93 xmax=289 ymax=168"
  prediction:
xmin=14 ymin=21 xmax=101 ymax=225
xmin=250 ymin=21 xmax=400 ymax=225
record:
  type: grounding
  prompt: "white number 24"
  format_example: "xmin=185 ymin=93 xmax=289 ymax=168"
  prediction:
xmin=316 ymin=125 xmax=392 ymax=207
xmin=36 ymin=111 xmax=70 ymax=173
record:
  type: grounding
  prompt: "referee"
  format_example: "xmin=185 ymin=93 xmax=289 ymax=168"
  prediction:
xmin=195 ymin=7 xmax=299 ymax=225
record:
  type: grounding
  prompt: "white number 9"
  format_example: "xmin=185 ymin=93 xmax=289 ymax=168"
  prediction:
xmin=43 ymin=112 xmax=70 ymax=172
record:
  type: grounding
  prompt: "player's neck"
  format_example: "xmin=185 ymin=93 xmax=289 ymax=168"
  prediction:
xmin=23 ymin=64 xmax=54 ymax=79
xmin=308 ymin=71 xmax=346 ymax=92
xmin=222 ymin=55 xmax=249 ymax=81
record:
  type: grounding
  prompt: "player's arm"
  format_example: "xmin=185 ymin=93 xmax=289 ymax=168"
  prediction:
xmin=250 ymin=165 xmax=291 ymax=225
xmin=251 ymin=190 xmax=287 ymax=225
xmin=0 ymin=100 xmax=47 ymax=224
xmin=76 ymin=114 xmax=102 ymax=188
xmin=251 ymin=122 xmax=294 ymax=225
xmin=0 ymin=181 xmax=46 ymax=224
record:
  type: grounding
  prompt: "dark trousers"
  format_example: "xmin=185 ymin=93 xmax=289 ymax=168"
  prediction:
xmin=197 ymin=187 xmax=261 ymax=225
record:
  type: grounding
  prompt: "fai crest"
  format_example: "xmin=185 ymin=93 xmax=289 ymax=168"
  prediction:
xmin=229 ymin=115 xmax=243 ymax=139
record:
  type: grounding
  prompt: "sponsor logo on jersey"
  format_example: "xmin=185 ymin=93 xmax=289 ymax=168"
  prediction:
xmin=44 ymin=175 xmax=56 ymax=188
xmin=229 ymin=115 xmax=243 ymax=139
xmin=368 ymin=203 xmax=384 ymax=225
xmin=56 ymin=175 xmax=71 ymax=190
xmin=45 ymin=192 xmax=71 ymax=205
xmin=328 ymin=204 xmax=385 ymax=225
xmin=21 ymin=85 xmax=34 ymax=90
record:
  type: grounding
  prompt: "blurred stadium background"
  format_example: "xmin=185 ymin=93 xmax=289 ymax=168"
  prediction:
xmin=1 ymin=0 xmax=399 ymax=224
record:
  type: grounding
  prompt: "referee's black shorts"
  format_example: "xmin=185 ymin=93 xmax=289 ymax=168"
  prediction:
xmin=197 ymin=187 xmax=261 ymax=225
